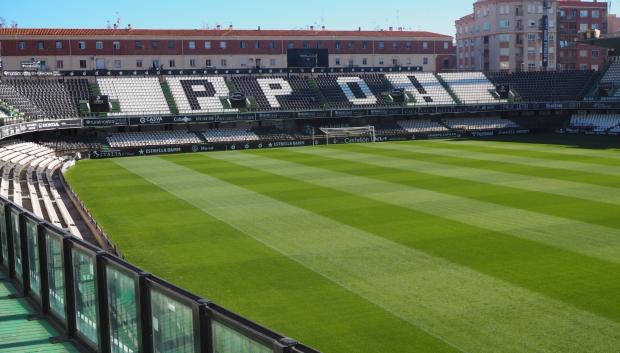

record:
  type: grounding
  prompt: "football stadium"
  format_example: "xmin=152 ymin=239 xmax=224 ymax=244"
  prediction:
xmin=1 ymin=1 xmax=620 ymax=353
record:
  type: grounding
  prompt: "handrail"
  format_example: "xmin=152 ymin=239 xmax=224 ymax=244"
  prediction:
xmin=0 ymin=195 xmax=320 ymax=353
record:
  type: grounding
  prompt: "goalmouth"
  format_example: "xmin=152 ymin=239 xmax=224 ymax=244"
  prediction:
xmin=314 ymin=126 xmax=376 ymax=145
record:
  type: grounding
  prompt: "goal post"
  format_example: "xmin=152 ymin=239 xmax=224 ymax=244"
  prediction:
xmin=316 ymin=126 xmax=376 ymax=145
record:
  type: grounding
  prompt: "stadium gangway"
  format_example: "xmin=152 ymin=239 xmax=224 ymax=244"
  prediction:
xmin=0 ymin=195 xmax=323 ymax=353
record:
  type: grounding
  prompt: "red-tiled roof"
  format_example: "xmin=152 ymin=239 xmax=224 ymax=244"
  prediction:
xmin=0 ymin=28 xmax=452 ymax=39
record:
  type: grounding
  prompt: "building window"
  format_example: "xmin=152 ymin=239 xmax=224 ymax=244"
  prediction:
xmin=422 ymin=42 xmax=428 ymax=49
xmin=37 ymin=41 xmax=45 ymax=50
xmin=205 ymin=41 xmax=211 ymax=49
xmin=56 ymin=60 xmax=64 ymax=69
xmin=378 ymin=41 xmax=385 ymax=49
xmin=168 ymin=41 xmax=175 ymax=49
xmin=592 ymin=50 xmax=600 ymax=58
xmin=190 ymin=59 xmax=196 ymax=67
xmin=135 ymin=41 xmax=143 ymax=49
xmin=362 ymin=58 xmax=368 ymax=65
xmin=188 ymin=41 xmax=196 ymax=50
xmin=151 ymin=41 xmax=159 ymax=49
xmin=348 ymin=41 xmax=354 ymax=49
xmin=423 ymin=57 xmax=429 ymax=65
xmin=55 ymin=41 xmax=63 ymax=49
xmin=240 ymin=41 xmax=246 ymax=49
xmin=220 ymin=59 xmax=227 ymax=67
xmin=335 ymin=58 xmax=341 ymax=66
xmin=18 ymin=41 xmax=26 ymax=50
xmin=270 ymin=58 xmax=277 ymax=66
xmin=136 ymin=60 xmax=143 ymax=68
xmin=444 ymin=42 xmax=449 ymax=49
xmin=288 ymin=42 xmax=294 ymax=49
xmin=206 ymin=59 xmax=212 ymax=67
xmin=152 ymin=60 xmax=160 ymax=69
xmin=78 ymin=41 xmax=86 ymax=50
xmin=169 ymin=60 xmax=176 ymax=68
xmin=362 ymin=41 xmax=369 ymax=49
xmin=335 ymin=41 xmax=341 ymax=49
xmin=220 ymin=41 xmax=227 ymax=49
xmin=113 ymin=60 xmax=121 ymax=69
xmin=255 ymin=41 xmax=261 ymax=49
xmin=580 ymin=10 xmax=588 ymax=18
xmin=499 ymin=20 xmax=510 ymax=28
xmin=392 ymin=42 xmax=399 ymax=49
xmin=392 ymin=58 xmax=398 ymax=66
xmin=79 ymin=60 xmax=87 ymax=69
xmin=379 ymin=58 xmax=385 ymax=65
xmin=405 ymin=42 xmax=412 ymax=49
xmin=303 ymin=42 xmax=309 ymax=49
xmin=96 ymin=41 xmax=103 ymax=50
xmin=592 ymin=10 xmax=600 ymax=18
xmin=270 ymin=41 xmax=276 ymax=49
xmin=113 ymin=41 xmax=121 ymax=50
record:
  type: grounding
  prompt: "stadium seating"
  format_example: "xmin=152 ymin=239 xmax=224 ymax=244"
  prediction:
xmin=487 ymin=70 xmax=595 ymax=102
xmin=0 ymin=81 xmax=47 ymax=120
xmin=1 ymin=79 xmax=81 ymax=119
xmin=569 ymin=113 xmax=620 ymax=133
xmin=107 ymin=131 xmax=202 ymax=148
xmin=594 ymin=62 xmax=620 ymax=100
xmin=166 ymin=76 xmax=237 ymax=114
xmin=202 ymin=128 xmax=260 ymax=143
xmin=443 ymin=117 xmax=519 ymax=131
xmin=98 ymin=77 xmax=170 ymax=116
xmin=397 ymin=119 xmax=450 ymax=133
xmin=438 ymin=72 xmax=506 ymax=104
xmin=0 ymin=142 xmax=81 ymax=237
xmin=386 ymin=73 xmax=455 ymax=105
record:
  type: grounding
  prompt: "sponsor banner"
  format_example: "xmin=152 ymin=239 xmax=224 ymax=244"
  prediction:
xmin=0 ymin=119 xmax=82 ymax=139
xmin=88 ymin=128 xmax=534 ymax=159
xmin=83 ymin=118 xmax=128 ymax=127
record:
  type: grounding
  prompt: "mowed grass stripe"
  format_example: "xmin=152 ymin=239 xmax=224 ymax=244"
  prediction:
xmin=384 ymin=139 xmax=620 ymax=178
xmin=120 ymin=154 xmax=620 ymax=353
xmin=426 ymin=136 xmax=620 ymax=163
xmin=288 ymin=147 xmax=620 ymax=261
xmin=206 ymin=149 xmax=620 ymax=320
xmin=364 ymin=141 xmax=620 ymax=188
xmin=64 ymin=160 xmax=457 ymax=353
xmin=349 ymin=143 xmax=620 ymax=206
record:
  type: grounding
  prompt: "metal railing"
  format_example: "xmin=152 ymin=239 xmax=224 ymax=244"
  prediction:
xmin=0 ymin=196 xmax=320 ymax=353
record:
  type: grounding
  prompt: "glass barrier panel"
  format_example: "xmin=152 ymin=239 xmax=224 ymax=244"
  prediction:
xmin=106 ymin=266 xmax=139 ymax=353
xmin=46 ymin=232 xmax=66 ymax=320
xmin=10 ymin=211 xmax=22 ymax=283
xmin=26 ymin=220 xmax=40 ymax=298
xmin=73 ymin=249 xmax=99 ymax=348
xmin=0 ymin=205 xmax=6 ymax=268
xmin=150 ymin=288 xmax=196 ymax=353
xmin=212 ymin=321 xmax=273 ymax=353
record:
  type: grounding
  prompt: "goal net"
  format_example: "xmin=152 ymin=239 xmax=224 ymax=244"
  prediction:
xmin=317 ymin=126 xmax=376 ymax=145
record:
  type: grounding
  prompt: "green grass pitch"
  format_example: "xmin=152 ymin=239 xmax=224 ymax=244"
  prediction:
xmin=65 ymin=135 xmax=620 ymax=353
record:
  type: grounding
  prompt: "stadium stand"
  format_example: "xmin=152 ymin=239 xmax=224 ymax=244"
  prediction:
xmin=487 ymin=70 xmax=595 ymax=102
xmin=443 ymin=117 xmax=519 ymax=131
xmin=593 ymin=61 xmax=620 ymax=100
xmin=1 ymin=78 xmax=80 ymax=119
xmin=569 ymin=113 xmax=620 ymax=133
xmin=0 ymin=80 xmax=47 ymax=120
xmin=0 ymin=142 xmax=81 ymax=237
xmin=231 ymin=76 xmax=278 ymax=110
xmin=98 ymin=77 xmax=170 ymax=116
xmin=202 ymin=128 xmax=260 ymax=143
xmin=166 ymin=76 xmax=237 ymax=114
xmin=64 ymin=78 xmax=91 ymax=111
xmin=282 ymin=77 xmax=324 ymax=110
xmin=107 ymin=131 xmax=202 ymax=148
xmin=398 ymin=119 xmax=450 ymax=133
xmin=314 ymin=75 xmax=372 ymax=109
xmin=386 ymin=73 xmax=455 ymax=105
xmin=438 ymin=72 xmax=506 ymax=104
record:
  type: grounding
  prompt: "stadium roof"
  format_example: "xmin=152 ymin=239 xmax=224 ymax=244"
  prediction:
xmin=0 ymin=28 xmax=453 ymax=39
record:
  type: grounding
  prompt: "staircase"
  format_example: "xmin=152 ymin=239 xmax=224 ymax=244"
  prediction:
xmin=435 ymin=74 xmax=462 ymax=104
xmin=160 ymin=80 xmax=179 ymax=115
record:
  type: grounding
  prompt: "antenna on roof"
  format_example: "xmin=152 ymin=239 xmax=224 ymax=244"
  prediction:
xmin=0 ymin=18 xmax=5 ymax=28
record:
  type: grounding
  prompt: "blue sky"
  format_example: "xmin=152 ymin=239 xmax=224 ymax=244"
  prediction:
xmin=0 ymin=0 xmax=471 ymax=36
xmin=1 ymin=0 xmax=618 ymax=37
